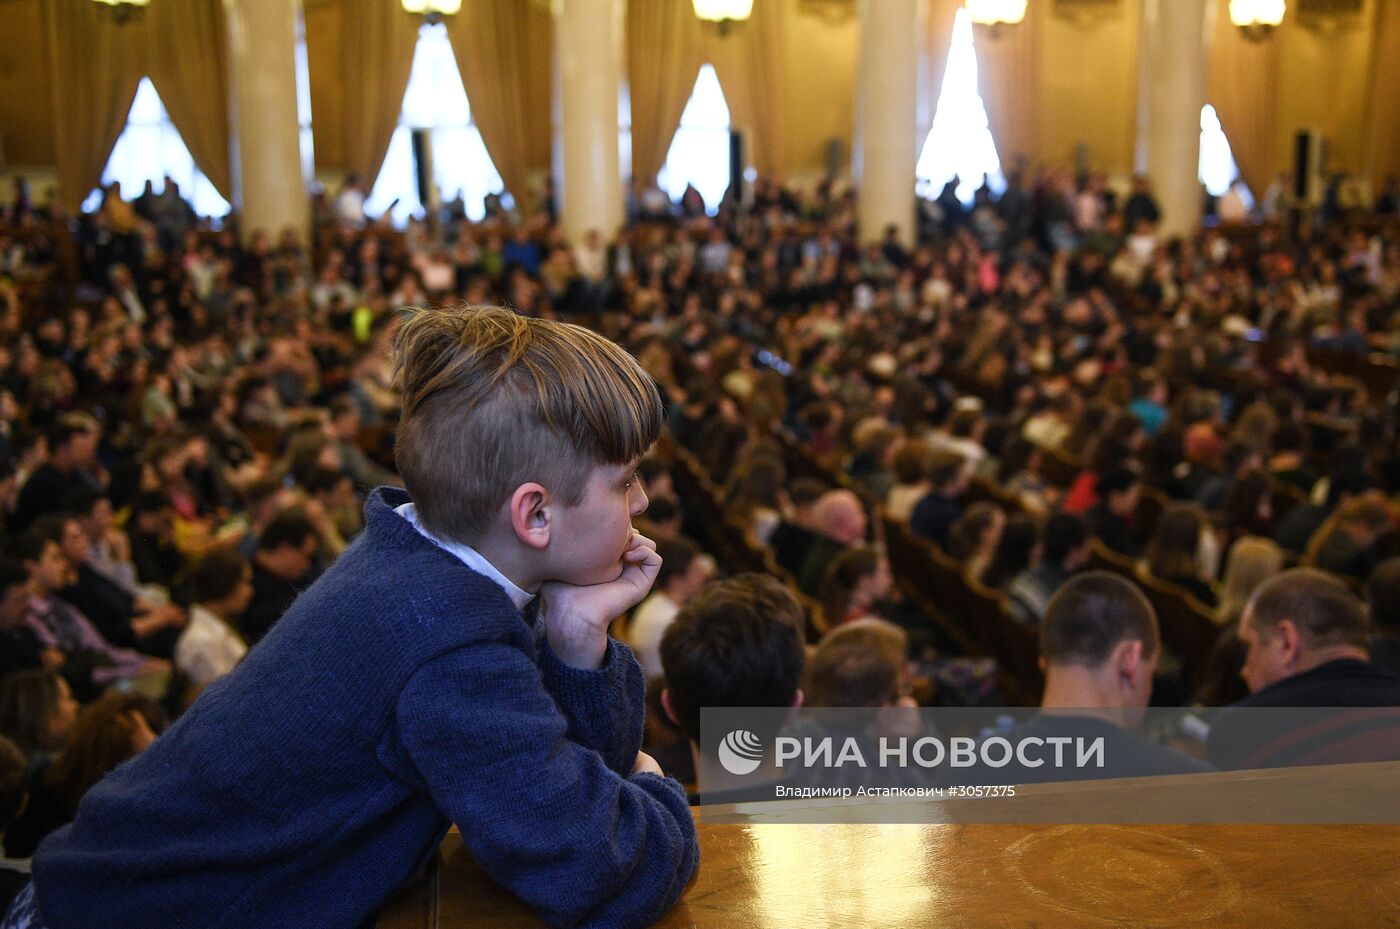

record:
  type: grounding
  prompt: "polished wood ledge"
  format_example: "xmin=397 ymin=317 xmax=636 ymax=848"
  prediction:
xmin=378 ymin=764 xmax=1400 ymax=929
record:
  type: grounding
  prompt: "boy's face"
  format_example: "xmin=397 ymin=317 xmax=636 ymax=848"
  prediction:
xmin=548 ymin=461 xmax=649 ymax=586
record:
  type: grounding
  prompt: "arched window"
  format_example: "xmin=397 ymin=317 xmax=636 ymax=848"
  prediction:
xmin=657 ymin=64 xmax=731 ymax=214
xmin=916 ymin=8 xmax=1006 ymax=206
xmin=83 ymin=78 xmax=231 ymax=218
xmin=364 ymin=22 xmax=506 ymax=225
xmin=1199 ymin=104 xmax=1253 ymax=206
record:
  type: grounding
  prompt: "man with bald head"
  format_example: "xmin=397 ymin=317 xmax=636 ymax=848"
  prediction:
xmin=798 ymin=489 xmax=868 ymax=597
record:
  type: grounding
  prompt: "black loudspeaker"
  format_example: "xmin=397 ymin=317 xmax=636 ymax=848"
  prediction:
xmin=1293 ymin=130 xmax=1321 ymax=205
xmin=729 ymin=130 xmax=744 ymax=202
xmin=410 ymin=128 xmax=434 ymax=209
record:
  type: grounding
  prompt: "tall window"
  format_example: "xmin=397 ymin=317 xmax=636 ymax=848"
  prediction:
xmin=364 ymin=22 xmax=506 ymax=225
xmin=657 ymin=64 xmax=731 ymax=214
xmin=916 ymin=8 xmax=1006 ymax=206
xmin=1199 ymin=104 xmax=1253 ymax=206
xmin=295 ymin=9 xmax=316 ymax=184
xmin=83 ymin=78 xmax=231 ymax=218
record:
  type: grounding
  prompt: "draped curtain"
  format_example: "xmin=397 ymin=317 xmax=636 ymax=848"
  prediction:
xmin=1207 ymin=2 xmax=1280 ymax=192
xmin=1364 ymin=0 xmax=1400 ymax=186
xmin=146 ymin=0 xmax=232 ymax=197
xmin=976 ymin=5 xmax=1041 ymax=171
xmin=627 ymin=0 xmax=704 ymax=186
xmin=446 ymin=0 xmax=553 ymax=212
xmin=341 ymin=0 xmax=419 ymax=185
xmin=704 ymin=0 xmax=789 ymax=179
xmin=44 ymin=0 xmax=146 ymax=212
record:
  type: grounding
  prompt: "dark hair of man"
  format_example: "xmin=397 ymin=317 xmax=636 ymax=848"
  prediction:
xmin=1097 ymin=466 xmax=1140 ymax=498
xmin=5 ymin=529 xmax=49 ymax=566
xmin=0 ymin=558 xmax=27 ymax=599
xmin=893 ymin=441 xmax=931 ymax=485
xmin=302 ymin=467 xmax=349 ymax=497
xmin=927 ymin=451 xmax=966 ymax=493
xmin=0 ymin=734 xmax=26 ymax=830
xmin=256 ymin=508 xmax=318 ymax=554
xmin=1367 ymin=558 xmax=1400 ymax=636
xmin=949 ymin=408 xmax=981 ymax=439
xmin=29 ymin=514 xmax=73 ymax=547
xmin=1042 ymin=513 xmax=1089 ymax=564
xmin=1040 ymin=571 xmax=1159 ymax=666
xmin=659 ymin=573 xmax=806 ymax=742
xmin=131 ymin=490 xmax=172 ymax=517
xmin=61 ymin=486 xmax=106 ymax=518
xmin=1272 ymin=421 xmax=1306 ymax=454
xmin=193 ymin=547 xmax=250 ymax=604
xmin=45 ymin=419 xmax=89 ymax=455
xmin=1327 ymin=469 xmax=1372 ymax=508
xmin=1248 ymin=567 xmax=1369 ymax=650
xmin=788 ymin=478 xmax=827 ymax=509
xmin=654 ymin=536 xmax=699 ymax=588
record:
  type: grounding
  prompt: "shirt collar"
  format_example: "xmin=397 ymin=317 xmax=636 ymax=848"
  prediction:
xmin=394 ymin=502 xmax=535 ymax=611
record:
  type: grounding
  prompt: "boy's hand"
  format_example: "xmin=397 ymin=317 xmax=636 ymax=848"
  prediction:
xmin=541 ymin=530 xmax=661 ymax=670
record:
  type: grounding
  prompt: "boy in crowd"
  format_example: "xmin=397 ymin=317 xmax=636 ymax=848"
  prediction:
xmin=17 ymin=308 xmax=698 ymax=929
xmin=659 ymin=573 xmax=807 ymax=802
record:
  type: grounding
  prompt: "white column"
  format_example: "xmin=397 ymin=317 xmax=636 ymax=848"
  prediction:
xmin=855 ymin=0 xmax=920 ymax=245
xmin=224 ymin=0 xmax=307 ymax=244
xmin=1136 ymin=0 xmax=1207 ymax=239
xmin=555 ymin=0 xmax=625 ymax=243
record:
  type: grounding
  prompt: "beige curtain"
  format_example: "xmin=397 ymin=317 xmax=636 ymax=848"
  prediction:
xmin=627 ymin=0 xmax=704 ymax=186
xmin=1364 ymin=0 xmax=1400 ymax=186
xmin=446 ymin=0 xmax=553 ymax=211
xmin=341 ymin=0 xmax=419 ymax=185
xmin=44 ymin=0 xmax=146 ymax=212
xmin=146 ymin=0 xmax=232 ymax=198
xmin=1207 ymin=3 xmax=1279 ymax=191
xmin=705 ymin=0 xmax=788 ymax=179
xmin=976 ymin=6 xmax=1041 ymax=171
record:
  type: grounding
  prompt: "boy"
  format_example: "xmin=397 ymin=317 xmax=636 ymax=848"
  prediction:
xmin=16 ymin=308 xmax=699 ymax=929
xmin=659 ymin=574 xmax=806 ymax=801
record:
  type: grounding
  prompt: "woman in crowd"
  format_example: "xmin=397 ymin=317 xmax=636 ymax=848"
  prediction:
xmin=1216 ymin=536 xmax=1285 ymax=626
xmin=2 ymin=692 xmax=160 ymax=858
xmin=0 ymin=672 xmax=79 ymax=774
xmin=1143 ymin=503 xmax=1220 ymax=607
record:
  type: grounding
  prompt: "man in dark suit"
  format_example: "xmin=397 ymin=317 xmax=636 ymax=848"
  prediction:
xmin=1208 ymin=569 xmax=1400 ymax=770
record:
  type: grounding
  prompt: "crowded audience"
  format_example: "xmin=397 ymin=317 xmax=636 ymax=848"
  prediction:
xmin=0 ymin=160 xmax=1399 ymax=860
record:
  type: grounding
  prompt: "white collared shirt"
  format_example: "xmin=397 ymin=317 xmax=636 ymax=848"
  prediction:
xmin=176 ymin=605 xmax=249 ymax=687
xmin=394 ymin=503 xmax=535 ymax=611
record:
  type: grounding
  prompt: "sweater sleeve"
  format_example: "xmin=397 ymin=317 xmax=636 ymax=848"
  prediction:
xmin=395 ymin=643 xmax=699 ymax=929
xmin=536 ymin=635 xmax=646 ymax=777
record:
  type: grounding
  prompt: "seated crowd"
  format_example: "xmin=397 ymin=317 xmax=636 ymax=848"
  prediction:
xmin=2 ymin=165 xmax=1400 ymax=898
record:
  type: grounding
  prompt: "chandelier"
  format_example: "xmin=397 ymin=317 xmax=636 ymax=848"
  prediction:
xmin=92 ymin=0 xmax=148 ymax=24
xmin=965 ymin=0 xmax=1028 ymax=36
xmin=1229 ymin=0 xmax=1285 ymax=40
xmin=693 ymin=0 xmax=754 ymax=34
xmin=402 ymin=0 xmax=462 ymax=24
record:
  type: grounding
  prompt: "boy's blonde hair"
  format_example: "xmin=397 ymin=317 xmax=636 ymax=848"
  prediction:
xmin=392 ymin=306 xmax=663 ymax=543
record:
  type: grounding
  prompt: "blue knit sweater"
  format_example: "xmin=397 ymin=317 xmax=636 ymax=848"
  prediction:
xmin=32 ymin=487 xmax=699 ymax=929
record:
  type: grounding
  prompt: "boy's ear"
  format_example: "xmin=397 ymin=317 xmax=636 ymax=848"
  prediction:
xmin=508 ymin=482 xmax=551 ymax=549
xmin=660 ymin=688 xmax=681 ymax=727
